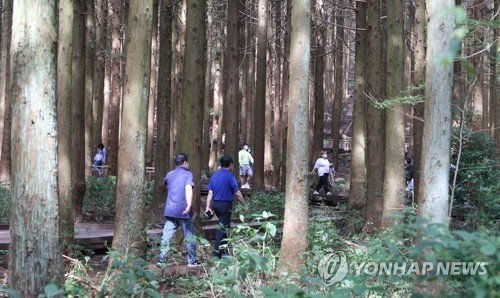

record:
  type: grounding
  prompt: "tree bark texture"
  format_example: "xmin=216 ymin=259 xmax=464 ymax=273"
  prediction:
xmin=280 ymin=0 xmax=291 ymax=191
xmin=178 ymin=0 xmax=206 ymax=229
xmin=382 ymin=0 xmax=406 ymax=229
xmin=332 ymin=1 xmax=344 ymax=169
xmin=83 ymin=0 xmax=94 ymax=177
xmin=348 ymin=0 xmax=367 ymax=211
xmin=413 ymin=0 xmax=425 ymax=205
xmin=57 ymin=0 xmax=74 ymax=248
xmin=222 ymin=0 xmax=240 ymax=174
xmin=417 ymin=0 xmax=454 ymax=226
xmin=364 ymin=0 xmax=385 ymax=231
xmin=112 ymin=0 xmax=153 ymax=258
xmin=0 ymin=0 xmax=12 ymax=159
xmin=72 ymin=0 xmax=87 ymax=223
xmin=272 ymin=1 xmax=283 ymax=188
xmin=9 ymin=1 xmax=63 ymax=295
xmin=279 ymin=0 xmax=310 ymax=273
xmin=312 ymin=0 xmax=325 ymax=169
xmin=108 ymin=0 xmax=123 ymax=176
xmin=0 ymin=0 xmax=12 ymax=181
xmin=493 ymin=0 xmax=499 ymax=150
xmin=151 ymin=0 xmax=173 ymax=224
xmin=146 ymin=0 xmax=159 ymax=167
xmin=92 ymin=0 xmax=107 ymax=155
xmin=253 ymin=0 xmax=268 ymax=190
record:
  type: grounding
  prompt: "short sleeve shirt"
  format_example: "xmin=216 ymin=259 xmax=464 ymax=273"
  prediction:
xmin=207 ymin=168 xmax=239 ymax=202
xmin=314 ymin=158 xmax=331 ymax=176
xmin=164 ymin=166 xmax=194 ymax=218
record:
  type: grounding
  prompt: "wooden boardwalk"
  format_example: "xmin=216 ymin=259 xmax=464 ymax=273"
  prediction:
xmin=0 ymin=191 xmax=348 ymax=250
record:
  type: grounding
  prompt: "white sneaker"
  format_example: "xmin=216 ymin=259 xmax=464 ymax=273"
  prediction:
xmin=327 ymin=192 xmax=332 ymax=195
xmin=313 ymin=191 xmax=319 ymax=195
xmin=241 ymin=184 xmax=247 ymax=189
xmin=245 ymin=183 xmax=251 ymax=189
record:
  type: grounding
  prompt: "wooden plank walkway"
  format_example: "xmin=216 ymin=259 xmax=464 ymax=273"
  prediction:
xmin=0 ymin=191 xmax=348 ymax=250
xmin=0 ymin=219 xmax=266 ymax=250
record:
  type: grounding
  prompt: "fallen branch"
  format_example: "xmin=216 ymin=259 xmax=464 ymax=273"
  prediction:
xmin=66 ymin=274 xmax=102 ymax=292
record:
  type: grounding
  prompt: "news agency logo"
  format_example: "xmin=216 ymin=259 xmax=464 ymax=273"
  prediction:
xmin=318 ymin=252 xmax=489 ymax=285
xmin=317 ymin=252 xmax=348 ymax=285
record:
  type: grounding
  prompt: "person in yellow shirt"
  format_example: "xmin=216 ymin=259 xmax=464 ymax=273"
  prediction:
xmin=238 ymin=143 xmax=254 ymax=189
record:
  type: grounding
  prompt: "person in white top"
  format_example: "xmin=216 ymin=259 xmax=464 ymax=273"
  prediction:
xmin=311 ymin=150 xmax=334 ymax=195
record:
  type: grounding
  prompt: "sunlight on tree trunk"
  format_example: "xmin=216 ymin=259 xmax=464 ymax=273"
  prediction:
xmin=9 ymin=1 xmax=63 ymax=295
xmin=415 ymin=0 xmax=454 ymax=294
xmin=279 ymin=0 xmax=311 ymax=274
xmin=57 ymin=0 xmax=74 ymax=250
xmin=253 ymin=0 xmax=268 ymax=190
xmin=349 ymin=0 xmax=367 ymax=211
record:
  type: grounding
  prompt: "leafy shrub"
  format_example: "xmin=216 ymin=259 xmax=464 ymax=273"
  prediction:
xmin=245 ymin=192 xmax=285 ymax=219
xmin=0 ymin=182 xmax=10 ymax=224
xmin=83 ymin=175 xmax=117 ymax=223
xmin=450 ymin=129 xmax=500 ymax=230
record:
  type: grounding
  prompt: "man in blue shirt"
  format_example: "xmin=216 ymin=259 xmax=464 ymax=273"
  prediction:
xmin=205 ymin=156 xmax=247 ymax=258
xmin=158 ymin=153 xmax=202 ymax=267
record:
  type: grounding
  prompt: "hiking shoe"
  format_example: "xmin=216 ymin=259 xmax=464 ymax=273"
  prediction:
xmin=327 ymin=192 xmax=332 ymax=195
xmin=313 ymin=191 xmax=319 ymax=195
xmin=187 ymin=261 xmax=205 ymax=268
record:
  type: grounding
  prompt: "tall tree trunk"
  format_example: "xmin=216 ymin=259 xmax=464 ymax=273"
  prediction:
xmin=108 ymin=0 xmax=123 ymax=176
xmin=83 ymin=0 xmax=94 ymax=177
xmin=364 ymin=0 xmax=385 ymax=231
xmin=102 ymin=50 xmax=111 ymax=146
xmin=240 ymin=0 xmax=248 ymax=146
xmin=72 ymin=0 xmax=87 ymax=224
xmin=264 ymin=7 xmax=273 ymax=175
xmin=332 ymin=0 xmax=344 ymax=169
xmin=178 ymin=0 xmax=206 ymax=229
xmin=222 ymin=0 xmax=240 ymax=175
xmin=172 ymin=1 xmax=186 ymax=159
xmin=9 ymin=0 xmax=63 ymax=294
xmin=93 ymin=0 xmax=107 ymax=156
xmin=280 ymin=0 xmax=291 ymax=191
xmin=272 ymin=1 xmax=282 ymax=188
xmin=382 ymin=0 xmax=405 ymax=229
xmin=415 ymin=0 xmax=454 ymax=295
xmin=209 ymin=52 xmax=222 ymax=171
xmin=413 ymin=0 xmax=425 ymax=205
xmin=253 ymin=0 xmax=268 ymax=190
xmin=146 ymin=0 xmax=159 ymax=167
xmin=279 ymin=0 xmax=310 ymax=273
xmin=312 ymin=0 xmax=325 ymax=170
xmin=279 ymin=0 xmax=311 ymax=273
xmin=112 ymin=0 xmax=153 ymax=258
xmin=57 ymin=0 xmax=74 ymax=249
xmin=0 ymin=0 xmax=11 ymax=159
xmin=151 ymin=0 xmax=172 ymax=223
xmin=202 ymin=0 xmax=214 ymax=173
xmin=0 ymin=0 xmax=12 ymax=182
xmin=349 ymin=0 xmax=367 ymax=211
xmin=245 ymin=2 xmax=256 ymax=149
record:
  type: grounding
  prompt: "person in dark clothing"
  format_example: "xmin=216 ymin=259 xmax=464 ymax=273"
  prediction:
xmin=405 ymin=157 xmax=414 ymax=184
xmin=205 ymin=156 xmax=248 ymax=258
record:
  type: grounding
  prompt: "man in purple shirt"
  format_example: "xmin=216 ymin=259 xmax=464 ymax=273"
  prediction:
xmin=205 ymin=156 xmax=247 ymax=258
xmin=158 ymin=153 xmax=202 ymax=267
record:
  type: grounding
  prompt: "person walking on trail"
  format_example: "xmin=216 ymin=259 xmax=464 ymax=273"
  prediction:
xmin=93 ymin=143 xmax=107 ymax=177
xmin=238 ymin=143 xmax=254 ymax=189
xmin=311 ymin=150 xmax=334 ymax=195
xmin=205 ymin=156 xmax=248 ymax=258
xmin=158 ymin=153 xmax=203 ymax=267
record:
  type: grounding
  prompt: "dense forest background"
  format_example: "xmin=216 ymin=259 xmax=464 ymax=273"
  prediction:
xmin=0 ymin=0 xmax=498 ymax=296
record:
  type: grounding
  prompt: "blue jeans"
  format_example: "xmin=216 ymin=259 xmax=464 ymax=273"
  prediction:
xmin=159 ymin=216 xmax=198 ymax=265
